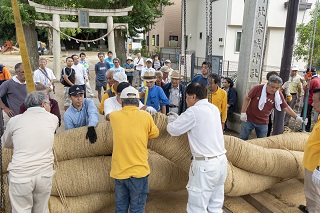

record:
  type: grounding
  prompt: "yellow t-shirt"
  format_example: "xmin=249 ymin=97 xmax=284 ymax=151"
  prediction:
xmin=303 ymin=116 xmax=320 ymax=171
xmin=210 ymin=87 xmax=228 ymax=122
xmin=109 ymin=106 xmax=159 ymax=179
xmin=98 ymin=85 xmax=116 ymax=115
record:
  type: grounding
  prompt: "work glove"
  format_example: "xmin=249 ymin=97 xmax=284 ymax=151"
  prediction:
xmin=86 ymin=126 xmax=97 ymax=144
xmin=167 ymin=112 xmax=179 ymax=123
xmin=145 ymin=106 xmax=157 ymax=115
xmin=240 ymin=113 xmax=247 ymax=122
xmin=296 ymin=116 xmax=308 ymax=125
xmin=312 ymin=168 xmax=320 ymax=185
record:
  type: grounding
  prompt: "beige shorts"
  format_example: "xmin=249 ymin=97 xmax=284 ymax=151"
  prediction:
xmin=64 ymin=87 xmax=71 ymax=107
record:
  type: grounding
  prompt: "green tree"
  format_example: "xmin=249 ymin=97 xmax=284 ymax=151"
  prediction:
xmin=294 ymin=6 xmax=320 ymax=65
xmin=1 ymin=0 xmax=172 ymax=68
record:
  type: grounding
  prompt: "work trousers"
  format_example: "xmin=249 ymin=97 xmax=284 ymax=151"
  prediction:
xmin=8 ymin=170 xmax=54 ymax=213
xmin=301 ymin=104 xmax=313 ymax=132
xmin=304 ymin=169 xmax=320 ymax=213
xmin=85 ymin=80 xmax=95 ymax=97
xmin=187 ymin=154 xmax=227 ymax=213
xmin=284 ymin=93 xmax=298 ymax=126
xmin=134 ymin=70 xmax=141 ymax=87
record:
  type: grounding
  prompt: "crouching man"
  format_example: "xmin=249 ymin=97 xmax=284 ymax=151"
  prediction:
xmin=167 ymin=82 xmax=227 ymax=213
xmin=1 ymin=91 xmax=59 ymax=213
xmin=109 ymin=86 xmax=159 ymax=212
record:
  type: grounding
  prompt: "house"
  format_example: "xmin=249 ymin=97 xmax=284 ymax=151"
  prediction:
xmin=185 ymin=0 xmax=314 ymax=73
xmin=145 ymin=0 xmax=182 ymax=55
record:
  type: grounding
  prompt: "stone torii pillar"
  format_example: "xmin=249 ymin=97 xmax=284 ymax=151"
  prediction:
xmin=107 ymin=16 xmax=116 ymax=57
xmin=28 ymin=0 xmax=132 ymax=77
xmin=52 ymin=14 xmax=60 ymax=75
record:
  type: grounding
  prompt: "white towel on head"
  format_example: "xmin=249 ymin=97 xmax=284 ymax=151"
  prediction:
xmin=258 ymin=84 xmax=282 ymax=111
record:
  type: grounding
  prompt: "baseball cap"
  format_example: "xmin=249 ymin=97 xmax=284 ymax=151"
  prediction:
xmin=120 ymin=86 xmax=139 ymax=99
xmin=146 ymin=58 xmax=153 ymax=63
xmin=113 ymin=72 xmax=128 ymax=83
xmin=291 ymin=65 xmax=299 ymax=71
xmin=68 ymin=85 xmax=84 ymax=96
xmin=127 ymin=56 xmax=133 ymax=61
xmin=165 ymin=59 xmax=171 ymax=63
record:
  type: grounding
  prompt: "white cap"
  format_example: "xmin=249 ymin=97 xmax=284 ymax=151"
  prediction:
xmin=146 ymin=58 xmax=153 ymax=63
xmin=113 ymin=72 xmax=128 ymax=83
xmin=120 ymin=86 xmax=139 ymax=99
xmin=165 ymin=59 xmax=171 ymax=63
xmin=127 ymin=56 xmax=133 ymax=61
xmin=291 ymin=65 xmax=299 ymax=71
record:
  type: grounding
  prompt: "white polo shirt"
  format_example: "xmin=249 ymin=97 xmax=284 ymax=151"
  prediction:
xmin=167 ymin=99 xmax=226 ymax=157
xmin=72 ymin=63 xmax=88 ymax=85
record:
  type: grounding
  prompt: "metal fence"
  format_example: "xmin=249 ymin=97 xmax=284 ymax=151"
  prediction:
xmin=160 ymin=53 xmax=284 ymax=80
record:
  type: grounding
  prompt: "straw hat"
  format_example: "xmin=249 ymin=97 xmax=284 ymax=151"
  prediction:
xmin=160 ymin=66 xmax=170 ymax=73
xmin=170 ymin=70 xmax=183 ymax=80
xmin=141 ymin=71 xmax=157 ymax=81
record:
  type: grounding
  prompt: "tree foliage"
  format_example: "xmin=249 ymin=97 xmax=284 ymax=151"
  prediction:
xmin=0 ymin=0 xmax=172 ymax=41
xmin=294 ymin=6 xmax=320 ymax=65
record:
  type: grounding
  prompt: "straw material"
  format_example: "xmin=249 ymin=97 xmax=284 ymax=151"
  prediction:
xmin=224 ymin=162 xmax=281 ymax=196
xmin=225 ymin=135 xmax=304 ymax=179
xmin=246 ymin=132 xmax=309 ymax=151
xmin=53 ymin=123 xmax=113 ymax=162
xmin=1 ymin=113 xmax=311 ymax=212
xmin=49 ymin=193 xmax=114 ymax=213
xmin=2 ymin=148 xmax=12 ymax=173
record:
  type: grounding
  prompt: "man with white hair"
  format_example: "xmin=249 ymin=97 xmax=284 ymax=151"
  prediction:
xmin=240 ymin=75 xmax=307 ymax=140
xmin=109 ymin=86 xmax=159 ymax=213
xmin=2 ymin=91 xmax=58 ymax=213
xmin=99 ymin=72 xmax=128 ymax=115
xmin=133 ymin=53 xmax=144 ymax=87
xmin=33 ymin=57 xmax=56 ymax=94
xmin=284 ymin=65 xmax=304 ymax=126
xmin=141 ymin=58 xmax=156 ymax=84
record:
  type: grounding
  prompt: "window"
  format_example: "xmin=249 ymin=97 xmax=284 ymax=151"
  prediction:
xmin=200 ymin=32 xmax=202 ymax=39
xmin=156 ymin=34 xmax=159 ymax=46
xmin=169 ymin=35 xmax=178 ymax=41
xmin=146 ymin=36 xmax=149 ymax=46
xmin=152 ymin=35 xmax=155 ymax=46
xmin=235 ymin=31 xmax=242 ymax=52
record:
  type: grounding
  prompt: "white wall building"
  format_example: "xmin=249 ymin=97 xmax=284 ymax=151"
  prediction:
xmin=186 ymin=0 xmax=314 ymax=72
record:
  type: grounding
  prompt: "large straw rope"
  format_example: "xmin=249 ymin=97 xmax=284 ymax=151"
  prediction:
xmin=1 ymin=113 xmax=310 ymax=212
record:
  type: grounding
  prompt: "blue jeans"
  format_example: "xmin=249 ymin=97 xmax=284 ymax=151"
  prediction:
xmin=115 ymin=176 xmax=149 ymax=213
xmin=240 ymin=120 xmax=268 ymax=140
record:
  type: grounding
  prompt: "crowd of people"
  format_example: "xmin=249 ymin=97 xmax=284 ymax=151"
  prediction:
xmin=0 ymin=52 xmax=320 ymax=213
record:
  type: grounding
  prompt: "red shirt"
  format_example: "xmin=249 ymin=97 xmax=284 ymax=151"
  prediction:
xmin=247 ymin=84 xmax=288 ymax=125
xmin=308 ymin=77 xmax=320 ymax=104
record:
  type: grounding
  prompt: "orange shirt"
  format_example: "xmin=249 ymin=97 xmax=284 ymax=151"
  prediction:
xmin=0 ymin=66 xmax=12 ymax=81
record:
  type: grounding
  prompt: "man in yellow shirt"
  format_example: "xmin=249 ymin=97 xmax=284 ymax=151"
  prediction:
xmin=284 ymin=65 xmax=303 ymax=126
xmin=109 ymin=86 xmax=159 ymax=212
xmin=208 ymin=73 xmax=227 ymax=130
xmin=301 ymin=88 xmax=320 ymax=213
xmin=98 ymin=72 xmax=127 ymax=115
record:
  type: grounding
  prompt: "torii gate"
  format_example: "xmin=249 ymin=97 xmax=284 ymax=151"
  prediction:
xmin=28 ymin=0 xmax=133 ymax=77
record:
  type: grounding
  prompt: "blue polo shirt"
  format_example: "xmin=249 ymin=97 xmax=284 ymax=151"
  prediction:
xmin=64 ymin=98 xmax=99 ymax=130
xmin=139 ymin=85 xmax=170 ymax=112
xmin=191 ymin=74 xmax=208 ymax=87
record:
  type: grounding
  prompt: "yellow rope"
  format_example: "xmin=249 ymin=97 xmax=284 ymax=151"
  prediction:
xmin=11 ymin=0 xmax=35 ymax=93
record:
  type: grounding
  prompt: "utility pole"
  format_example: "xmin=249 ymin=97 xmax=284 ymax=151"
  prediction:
xmin=272 ymin=0 xmax=299 ymax=135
